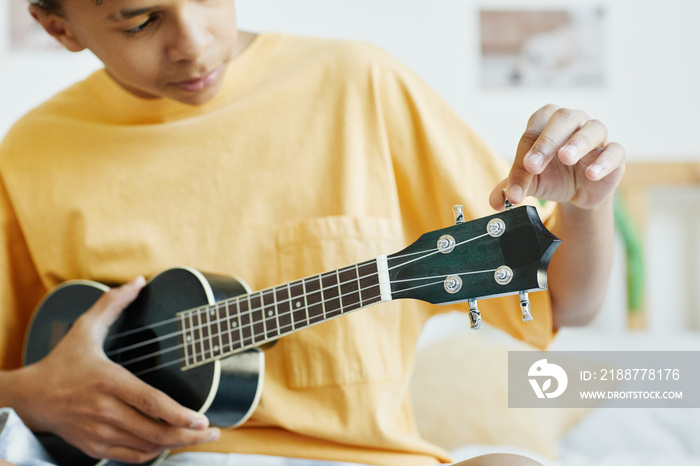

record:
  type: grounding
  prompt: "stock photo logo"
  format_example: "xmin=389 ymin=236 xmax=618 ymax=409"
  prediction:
xmin=528 ymin=359 xmax=568 ymax=399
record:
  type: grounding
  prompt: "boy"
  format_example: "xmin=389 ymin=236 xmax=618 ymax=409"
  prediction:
xmin=0 ymin=1 xmax=624 ymax=465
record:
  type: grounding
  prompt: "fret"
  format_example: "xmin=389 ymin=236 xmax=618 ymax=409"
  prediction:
xmin=355 ymin=264 xmax=364 ymax=307
xmin=273 ymin=289 xmax=282 ymax=335
xmin=239 ymin=296 xmax=253 ymax=346
xmin=208 ymin=307 xmax=219 ymax=359
xmin=262 ymin=290 xmax=279 ymax=340
xmin=215 ymin=305 xmax=225 ymax=358
xmin=290 ymin=280 xmax=307 ymax=328
xmin=336 ymin=269 xmax=344 ymax=314
xmin=338 ymin=266 xmax=361 ymax=313
xmin=179 ymin=312 xmax=192 ymax=367
xmin=188 ymin=311 xmax=199 ymax=365
xmin=250 ymin=294 xmax=264 ymax=344
xmin=227 ymin=299 xmax=242 ymax=352
xmin=358 ymin=260 xmax=382 ymax=306
xmin=304 ymin=276 xmax=324 ymax=324
xmin=196 ymin=308 xmax=207 ymax=364
xmin=321 ymin=272 xmax=341 ymax=318
xmin=220 ymin=301 xmax=232 ymax=353
xmin=276 ymin=286 xmax=292 ymax=333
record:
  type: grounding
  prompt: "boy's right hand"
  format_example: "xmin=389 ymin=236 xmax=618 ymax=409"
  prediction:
xmin=11 ymin=277 xmax=220 ymax=463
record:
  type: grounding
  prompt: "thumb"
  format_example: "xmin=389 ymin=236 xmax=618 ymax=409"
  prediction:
xmin=87 ymin=276 xmax=147 ymax=341
xmin=488 ymin=178 xmax=509 ymax=211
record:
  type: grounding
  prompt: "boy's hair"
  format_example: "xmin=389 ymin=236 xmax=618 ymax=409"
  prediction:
xmin=30 ymin=0 xmax=103 ymax=13
xmin=30 ymin=1 xmax=61 ymax=12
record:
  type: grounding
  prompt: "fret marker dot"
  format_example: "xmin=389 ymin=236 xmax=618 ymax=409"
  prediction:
xmin=296 ymin=301 xmax=302 ymax=308
xmin=267 ymin=310 xmax=273 ymax=317
xmin=210 ymin=310 xmax=215 ymax=316
xmin=186 ymin=335 xmax=192 ymax=342
xmin=233 ymin=321 xmax=238 ymax=327
xmin=214 ymin=345 xmax=219 ymax=352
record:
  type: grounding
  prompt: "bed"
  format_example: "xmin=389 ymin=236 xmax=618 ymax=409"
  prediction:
xmin=411 ymin=313 xmax=700 ymax=466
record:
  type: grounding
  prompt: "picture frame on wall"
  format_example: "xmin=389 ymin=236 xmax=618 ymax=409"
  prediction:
xmin=479 ymin=6 xmax=607 ymax=88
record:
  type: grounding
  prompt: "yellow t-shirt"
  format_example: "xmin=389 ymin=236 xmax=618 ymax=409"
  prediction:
xmin=0 ymin=33 xmax=554 ymax=465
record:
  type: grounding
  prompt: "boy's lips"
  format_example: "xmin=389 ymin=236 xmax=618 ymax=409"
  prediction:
xmin=171 ymin=67 xmax=222 ymax=92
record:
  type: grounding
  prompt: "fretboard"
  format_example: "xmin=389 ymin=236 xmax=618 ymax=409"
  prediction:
xmin=178 ymin=259 xmax=386 ymax=370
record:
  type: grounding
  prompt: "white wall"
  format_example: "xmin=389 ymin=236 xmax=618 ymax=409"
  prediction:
xmin=2 ymin=0 xmax=700 ymax=159
xmin=235 ymin=0 xmax=700 ymax=161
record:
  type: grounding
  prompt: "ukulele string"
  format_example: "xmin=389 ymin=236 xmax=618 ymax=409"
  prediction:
xmin=107 ymin=229 xmax=491 ymax=343
xmin=123 ymin=266 xmax=500 ymax=375
xmin=112 ymin=276 xmax=386 ymax=365
xmin=386 ymin=232 xmax=490 ymax=271
xmin=130 ymin=269 xmax=502 ymax=377
xmin=111 ymin=230 xmax=496 ymax=373
xmin=128 ymin=279 xmax=386 ymax=376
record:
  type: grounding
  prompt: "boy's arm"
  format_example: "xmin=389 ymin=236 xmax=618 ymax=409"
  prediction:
xmin=0 ymin=278 xmax=220 ymax=463
xmin=489 ymin=104 xmax=626 ymax=328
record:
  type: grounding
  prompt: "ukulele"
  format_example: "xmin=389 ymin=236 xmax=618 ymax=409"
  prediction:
xmin=23 ymin=205 xmax=560 ymax=466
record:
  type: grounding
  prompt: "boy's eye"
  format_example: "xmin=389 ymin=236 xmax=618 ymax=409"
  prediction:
xmin=125 ymin=15 xmax=158 ymax=35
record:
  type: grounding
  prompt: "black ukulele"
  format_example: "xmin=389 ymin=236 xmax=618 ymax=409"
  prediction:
xmin=23 ymin=205 xmax=560 ymax=466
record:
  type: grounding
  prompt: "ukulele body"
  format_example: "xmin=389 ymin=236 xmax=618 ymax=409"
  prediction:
xmin=23 ymin=267 xmax=264 ymax=466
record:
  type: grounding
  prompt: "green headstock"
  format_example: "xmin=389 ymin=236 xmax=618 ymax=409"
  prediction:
xmin=386 ymin=205 xmax=560 ymax=327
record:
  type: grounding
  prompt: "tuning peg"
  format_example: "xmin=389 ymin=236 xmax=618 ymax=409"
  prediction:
xmin=453 ymin=205 xmax=465 ymax=224
xmin=468 ymin=299 xmax=482 ymax=330
xmin=503 ymin=188 xmax=514 ymax=210
xmin=519 ymin=291 xmax=533 ymax=322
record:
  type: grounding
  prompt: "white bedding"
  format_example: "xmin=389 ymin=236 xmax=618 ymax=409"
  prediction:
xmin=413 ymin=317 xmax=700 ymax=466
xmin=547 ymin=328 xmax=700 ymax=466
xmin=449 ymin=406 xmax=700 ymax=466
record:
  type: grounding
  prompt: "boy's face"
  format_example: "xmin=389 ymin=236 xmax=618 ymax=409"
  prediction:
xmin=35 ymin=0 xmax=239 ymax=105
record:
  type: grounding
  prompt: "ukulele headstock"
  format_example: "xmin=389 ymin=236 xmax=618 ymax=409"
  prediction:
xmin=385 ymin=204 xmax=560 ymax=328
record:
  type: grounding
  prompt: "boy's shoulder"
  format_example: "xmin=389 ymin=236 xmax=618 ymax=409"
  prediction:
xmin=262 ymin=32 xmax=404 ymax=79
xmin=4 ymin=71 xmax=105 ymax=129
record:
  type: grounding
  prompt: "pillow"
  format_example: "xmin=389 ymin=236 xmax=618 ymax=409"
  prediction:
xmin=410 ymin=324 xmax=590 ymax=459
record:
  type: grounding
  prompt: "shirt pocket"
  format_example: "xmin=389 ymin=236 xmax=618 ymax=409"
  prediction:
xmin=275 ymin=215 xmax=405 ymax=389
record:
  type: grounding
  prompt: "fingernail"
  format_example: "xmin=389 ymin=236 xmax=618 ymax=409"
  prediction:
xmin=207 ymin=428 xmax=221 ymax=442
xmin=588 ymin=164 xmax=603 ymax=178
xmin=132 ymin=276 xmax=146 ymax=287
xmin=527 ymin=152 xmax=544 ymax=168
xmin=561 ymin=144 xmax=578 ymax=160
xmin=190 ymin=413 xmax=208 ymax=430
xmin=507 ymin=184 xmax=523 ymax=203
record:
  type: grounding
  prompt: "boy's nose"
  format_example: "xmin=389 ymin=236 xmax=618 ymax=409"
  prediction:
xmin=166 ymin=18 xmax=212 ymax=62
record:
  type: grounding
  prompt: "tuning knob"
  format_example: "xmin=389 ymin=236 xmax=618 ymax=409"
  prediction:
xmin=519 ymin=291 xmax=533 ymax=322
xmin=468 ymin=299 xmax=482 ymax=330
xmin=503 ymin=188 xmax=514 ymax=210
xmin=453 ymin=205 xmax=465 ymax=224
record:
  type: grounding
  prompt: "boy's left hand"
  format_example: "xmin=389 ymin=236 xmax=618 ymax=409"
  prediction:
xmin=489 ymin=104 xmax=626 ymax=210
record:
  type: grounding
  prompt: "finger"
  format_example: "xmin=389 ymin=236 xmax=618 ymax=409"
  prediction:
xmin=128 ymin=419 xmax=221 ymax=451
xmin=94 ymin=442 xmax=165 ymax=465
xmin=84 ymin=276 xmax=146 ymax=340
xmin=506 ymin=105 xmax=562 ymax=204
xmin=522 ymin=108 xmax=591 ymax=175
xmin=557 ymin=119 xmax=608 ymax=166
xmin=507 ymin=108 xmax=590 ymax=204
xmin=583 ymin=141 xmax=626 ymax=182
xmin=79 ymin=421 xmax=163 ymax=458
xmin=489 ymin=178 xmax=508 ymax=211
xmin=108 ymin=399 xmax=220 ymax=451
xmin=109 ymin=365 xmax=210 ymax=431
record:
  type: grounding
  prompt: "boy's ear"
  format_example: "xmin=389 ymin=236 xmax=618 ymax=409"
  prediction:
xmin=29 ymin=5 xmax=86 ymax=52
